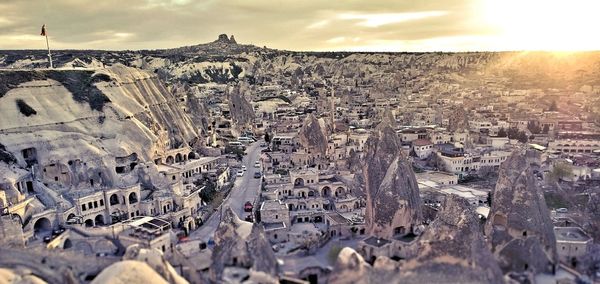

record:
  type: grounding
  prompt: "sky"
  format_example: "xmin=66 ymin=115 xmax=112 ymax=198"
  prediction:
xmin=1 ymin=0 xmax=599 ymax=52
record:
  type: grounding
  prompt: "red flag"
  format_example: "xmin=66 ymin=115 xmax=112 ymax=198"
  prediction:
xmin=40 ymin=24 xmax=46 ymax=36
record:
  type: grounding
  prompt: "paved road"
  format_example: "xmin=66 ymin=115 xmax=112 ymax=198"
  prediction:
xmin=179 ymin=142 xmax=263 ymax=255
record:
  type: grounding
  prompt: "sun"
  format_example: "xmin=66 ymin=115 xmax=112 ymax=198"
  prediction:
xmin=479 ymin=0 xmax=600 ymax=51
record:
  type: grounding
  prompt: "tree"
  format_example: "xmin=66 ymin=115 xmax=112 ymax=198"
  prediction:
xmin=549 ymin=100 xmax=558 ymax=111
xmin=517 ymin=131 xmax=529 ymax=143
xmin=199 ymin=180 xmax=217 ymax=203
xmin=527 ymin=121 xmax=541 ymax=134
xmin=548 ymin=162 xmax=573 ymax=182
xmin=497 ymin=127 xmax=507 ymax=137
xmin=224 ymin=145 xmax=245 ymax=161
xmin=264 ymin=132 xmax=271 ymax=143
xmin=542 ymin=124 xmax=550 ymax=134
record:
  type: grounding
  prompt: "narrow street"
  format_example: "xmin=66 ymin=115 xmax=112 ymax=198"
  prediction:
xmin=178 ymin=142 xmax=263 ymax=255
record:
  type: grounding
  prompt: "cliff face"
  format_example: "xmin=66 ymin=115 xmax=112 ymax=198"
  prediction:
xmin=0 ymin=65 xmax=198 ymax=191
xmin=399 ymin=195 xmax=504 ymax=283
xmin=227 ymin=84 xmax=255 ymax=129
xmin=583 ymin=191 xmax=600 ymax=243
xmin=298 ymin=113 xmax=328 ymax=156
xmin=485 ymin=150 xmax=557 ymax=274
xmin=362 ymin=122 xmax=422 ymax=239
xmin=210 ymin=208 xmax=278 ymax=282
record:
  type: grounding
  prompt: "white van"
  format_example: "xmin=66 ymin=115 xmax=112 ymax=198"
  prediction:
xmin=238 ymin=137 xmax=254 ymax=144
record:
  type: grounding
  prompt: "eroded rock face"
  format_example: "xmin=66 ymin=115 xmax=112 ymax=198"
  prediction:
xmin=583 ymin=191 xmax=600 ymax=243
xmin=362 ymin=122 xmax=422 ymax=239
xmin=298 ymin=113 xmax=328 ymax=156
xmin=0 ymin=65 xmax=199 ymax=191
xmin=227 ymin=84 xmax=255 ymax=129
xmin=485 ymin=150 xmax=557 ymax=274
xmin=399 ymin=195 xmax=504 ymax=283
xmin=210 ymin=208 xmax=278 ymax=282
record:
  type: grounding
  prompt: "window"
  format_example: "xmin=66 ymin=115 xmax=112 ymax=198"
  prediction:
xmin=82 ymin=204 xmax=87 ymax=211
xmin=94 ymin=201 xmax=98 ymax=208
xmin=275 ymin=215 xmax=278 ymax=219
xmin=100 ymin=199 xmax=104 ymax=206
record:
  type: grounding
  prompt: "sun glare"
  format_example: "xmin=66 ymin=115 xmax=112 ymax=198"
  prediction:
xmin=481 ymin=0 xmax=600 ymax=51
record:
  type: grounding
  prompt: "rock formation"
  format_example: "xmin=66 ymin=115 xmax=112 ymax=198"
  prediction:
xmin=298 ymin=113 xmax=328 ymax=156
xmin=362 ymin=121 xmax=422 ymax=239
xmin=227 ymin=84 xmax=255 ymax=129
xmin=214 ymin=34 xmax=237 ymax=45
xmin=92 ymin=260 xmax=170 ymax=284
xmin=583 ymin=190 xmax=600 ymax=242
xmin=485 ymin=150 xmax=557 ymax=274
xmin=210 ymin=207 xmax=278 ymax=282
xmin=0 ymin=268 xmax=48 ymax=284
xmin=0 ymin=65 xmax=198 ymax=192
xmin=123 ymin=245 xmax=189 ymax=284
xmin=398 ymin=195 xmax=504 ymax=283
xmin=328 ymin=247 xmax=398 ymax=284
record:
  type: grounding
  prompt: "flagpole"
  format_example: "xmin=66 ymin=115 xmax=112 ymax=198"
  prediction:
xmin=44 ymin=26 xmax=53 ymax=69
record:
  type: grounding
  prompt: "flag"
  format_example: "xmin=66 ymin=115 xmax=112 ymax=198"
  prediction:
xmin=40 ymin=24 xmax=46 ymax=36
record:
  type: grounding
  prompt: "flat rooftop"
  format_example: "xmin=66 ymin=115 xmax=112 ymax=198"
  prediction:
xmin=260 ymin=200 xmax=288 ymax=211
xmin=362 ymin=236 xmax=391 ymax=248
xmin=554 ymin=227 xmax=591 ymax=243
xmin=263 ymin=222 xmax=286 ymax=231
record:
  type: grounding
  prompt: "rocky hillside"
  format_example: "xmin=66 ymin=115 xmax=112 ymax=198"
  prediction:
xmin=3 ymin=35 xmax=600 ymax=93
xmin=0 ymin=65 xmax=199 ymax=191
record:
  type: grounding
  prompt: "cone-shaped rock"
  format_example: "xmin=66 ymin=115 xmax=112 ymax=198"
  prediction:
xmin=362 ymin=121 xmax=422 ymax=239
xmin=485 ymin=150 xmax=557 ymax=274
xmin=298 ymin=113 xmax=328 ymax=156
xmin=209 ymin=207 xmax=278 ymax=282
xmin=399 ymin=195 xmax=504 ymax=283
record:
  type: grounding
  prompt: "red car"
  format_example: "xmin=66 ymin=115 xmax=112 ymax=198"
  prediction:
xmin=244 ymin=201 xmax=253 ymax=212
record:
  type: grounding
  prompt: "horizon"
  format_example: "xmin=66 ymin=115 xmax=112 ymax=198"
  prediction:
xmin=1 ymin=0 xmax=600 ymax=52
xmin=3 ymin=34 xmax=600 ymax=54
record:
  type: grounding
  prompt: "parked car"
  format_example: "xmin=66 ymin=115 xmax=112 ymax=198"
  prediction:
xmin=237 ymin=170 xmax=244 ymax=177
xmin=52 ymin=227 xmax=65 ymax=236
xmin=244 ymin=214 xmax=254 ymax=222
xmin=556 ymin=208 xmax=568 ymax=213
xmin=43 ymin=235 xmax=53 ymax=243
xmin=242 ymin=165 xmax=247 ymax=171
xmin=254 ymin=161 xmax=260 ymax=168
xmin=244 ymin=201 xmax=253 ymax=212
xmin=254 ymin=172 xmax=261 ymax=179
xmin=260 ymin=142 xmax=267 ymax=147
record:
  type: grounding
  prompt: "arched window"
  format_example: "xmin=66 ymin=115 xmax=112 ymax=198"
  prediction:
xmin=128 ymin=192 xmax=138 ymax=204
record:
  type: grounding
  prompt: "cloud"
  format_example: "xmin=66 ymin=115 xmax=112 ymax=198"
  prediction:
xmin=1 ymin=0 xmax=594 ymax=51
xmin=337 ymin=11 xmax=448 ymax=28
xmin=307 ymin=20 xmax=329 ymax=29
